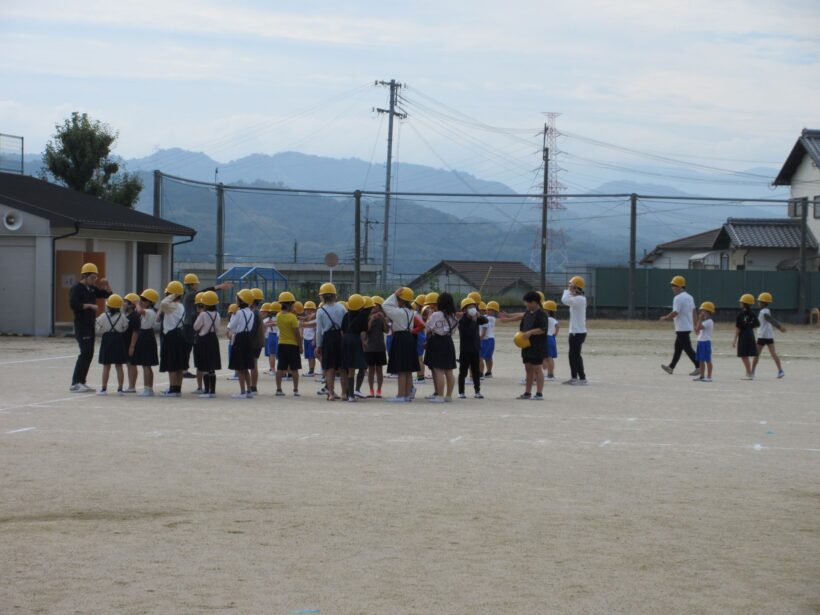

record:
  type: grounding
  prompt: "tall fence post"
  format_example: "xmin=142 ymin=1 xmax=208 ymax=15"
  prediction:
xmin=354 ymin=190 xmax=362 ymax=293
xmin=153 ymin=170 xmax=162 ymax=218
xmin=628 ymin=193 xmax=637 ymax=319
xmin=798 ymin=196 xmax=808 ymax=323
xmin=216 ymin=183 xmax=225 ymax=281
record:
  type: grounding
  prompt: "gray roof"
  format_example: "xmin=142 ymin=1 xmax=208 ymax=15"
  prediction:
xmin=0 ymin=172 xmax=195 ymax=236
xmin=640 ymin=228 xmax=722 ymax=264
xmin=773 ymin=128 xmax=820 ymax=186
xmin=718 ymin=218 xmax=818 ymax=250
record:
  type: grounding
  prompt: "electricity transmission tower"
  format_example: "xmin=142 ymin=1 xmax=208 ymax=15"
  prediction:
xmin=532 ymin=113 xmax=567 ymax=280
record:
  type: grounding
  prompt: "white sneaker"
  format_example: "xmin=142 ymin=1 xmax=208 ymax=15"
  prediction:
xmin=302 ymin=371 xmax=315 ymax=377
xmin=692 ymin=376 xmax=704 ymax=382
xmin=121 ymin=388 xmax=136 ymax=394
xmin=116 ymin=390 xmax=124 ymax=396
xmin=161 ymin=390 xmax=181 ymax=397
xmin=742 ymin=373 xmax=754 ymax=381
xmin=75 ymin=383 xmax=95 ymax=393
xmin=193 ymin=388 xmax=205 ymax=394
xmin=577 ymin=379 xmax=589 ymax=386
xmin=386 ymin=373 xmax=398 ymax=379
xmin=231 ymin=392 xmax=248 ymax=399
xmin=474 ymin=393 xmax=484 ymax=399
xmin=354 ymin=390 xmax=367 ymax=399
xmin=97 ymin=389 xmax=107 ymax=396
xmin=198 ymin=392 xmax=215 ymax=398
xmin=387 ymin=396 xmax=407 ymax=402
xmin=544 ymin=375 xmax=555 ymax=381
xmin=409 ymin=386 xmax=417 ymax=400
xmin=458 ymin=393 xmax=467 ymax=399
xmin=702 ymin=377 xmax=713 ymax=382
xmin=248 ymin=390 xmax=258 ymax=397
xmin=69 ymin=384 xmax=79 ymax=392
xmin=424 ymin=394 xmax=439 ymax=401
xmin=227 ymin=375 xmax=239 ymax=381
xmin=137 ymin=389 xmax=154 ymax=397
xmin=689 ymin=369 xmax=701 ymax=377
xmin=427 ymin=396 xmax=445 ymax=403
xmin=317 ymin=386 xmax=328 ymax=395
xmin=562 ymin=379 xmax=577 ymax=385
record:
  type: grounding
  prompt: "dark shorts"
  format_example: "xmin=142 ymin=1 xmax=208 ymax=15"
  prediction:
xmin=757 ymin=338 xmax=774 ymax=346
xmin=277 ymin=344 xmax=302 ymax=371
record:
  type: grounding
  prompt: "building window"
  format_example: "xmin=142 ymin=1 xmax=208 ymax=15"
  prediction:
xmin=815 ymin=196 xmax=820 ymax=219
xmin=720 ymin=252 xmax=729 ymax=270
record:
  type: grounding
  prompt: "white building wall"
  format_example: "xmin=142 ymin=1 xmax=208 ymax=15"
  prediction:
xmin=646 ymin=251 xmax=696 ymax=269
xmin=94 ymin=239 xmax=128 ymax=294
xmin=788 ymin=154 xmax=820 ymax=243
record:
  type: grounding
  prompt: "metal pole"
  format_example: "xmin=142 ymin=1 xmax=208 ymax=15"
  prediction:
xmin=381 ymin=79 xmax=398 ymax=286
xmin=354 ymin=190 xmax=362 ymax=293
xmin=540 ymin=124 xmax=548 ymax=292
xmin=628 ymin=193 xmax=637 ymax=319
xmin=216 ymin=183 xmax=225 ymax=279
xmin=798 ymin=197 xmax=808 ymax=323
xmin=364 ymin=201 xmax=370 ymax=264
xmin=153 ymin=170 xmax=162 ymax=218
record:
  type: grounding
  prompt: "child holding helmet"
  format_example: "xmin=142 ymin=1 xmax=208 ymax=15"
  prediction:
xmin=752 ymin=292 xmax=786 ymax=379
xmin=693 ymin=302 xmax=715 ymax=382
xmin=561 ymin=276 xmax=588 ymax=386
xmin=95 ymin=294 xmax=129 ymax=395
xmin=734 ymin=294 xmax=760 ymax=380
xmin=511 ymin=291 xmax=547 ymax=400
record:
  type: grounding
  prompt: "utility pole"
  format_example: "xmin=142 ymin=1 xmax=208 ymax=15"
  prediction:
xmin=153 ymin=170 xmax=162 ymax=218
xmin=540 ymin=124 xmax=548 ymax=293
xmin=375 ymin=79 xmax=407 ymax=286
xmin=215 ymin=182 xmax=225 ymax=278
xmin=798 ymin=197 xmax=808 ymax=322
xmin=354 ymin=190 xmax=362 ymax=293
xmin=293 ymin=240 xmax=298 ymax=264
xmin=363 ymin=201 xmax=370 ymax=263
xmin=628 ymin=193 xmax=637 ymax=319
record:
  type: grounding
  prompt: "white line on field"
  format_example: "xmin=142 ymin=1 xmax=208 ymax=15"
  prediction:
xmin=6 ymin=427 xmax=36 ymax=434
xmin=599 ymin=440 xmax=612 ymax=447
xmin=0 ymin=355 xmax=75 ymax=366
xmin=450 ymin=435 xmax=463 ymax=444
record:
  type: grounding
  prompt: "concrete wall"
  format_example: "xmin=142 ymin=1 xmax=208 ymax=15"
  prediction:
xmin=788 ymin=154 xmax=820 ymax=243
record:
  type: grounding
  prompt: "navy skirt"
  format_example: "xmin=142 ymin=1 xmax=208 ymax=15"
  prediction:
xmin=130 ymin=329 xmax=158 ymax=366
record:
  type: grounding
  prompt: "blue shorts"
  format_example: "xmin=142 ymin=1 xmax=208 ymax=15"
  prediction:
xmin=386 ymin=334 xmax=393 ymax=353
xmin=264 ymin=334 xmax=278 ymax=357
xmin=696 ymin=340 xmax=712 ymax=362
xmin=304 ymin=338 xmax=315 ymax=359
xmin=416 ymin=332 xmax=426 ymax=356
xmin=480 ymin=338 xmax=495 ymax=360
xmin=547 ymin=335 xmax=558 ymax=358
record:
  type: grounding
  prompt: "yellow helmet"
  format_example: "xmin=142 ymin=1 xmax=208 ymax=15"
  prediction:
xmin=536 ymin=290 xmax=545 ymax=302
xmin=670 ymin=275 xmax=686 ymax=287
xmin=106 ymin=294 xmax=123 ymax=309
xmin=183 ymin=273 xmax=199 ymax=285
xmin=347 ymin=294 xmax=365 ymax=311
xmin=478 ymin=301 xmax=487 ymax=311
xmin=194 ymin=292 xmax=204 ymax=304
xmin=397 ymin=287 xmax=414 ymax=302
xmin=201 ymin=290 xmax=219 ymax=306
xmin=251 ymin=288 xmax=264 ymax=301
xmin=424 ymin=291 xmax=440 ymax=306
xmin=371 ymin=295 xmax=385 ymax=305
xmin=140 ymin=288 xmax=159 ymax=304
xmin=236 ymin=288 xmax=255 ymax=305
xmin=486 ymin=300 xmax=500 ymax=312
xmin=304 ymin=300 xmax=317 ymax=310
xmin=270 ymin=301 xmax=282 ymax=313
xmin=468 ymin=291 xmax=482 ymax=304
xmin=81 ymin=262 xmax=99 ymax=275
xmin=513 ymin=331 xmax=531 ymax=349
xmin=278 ymin=291 xmax=296 ymax=303
xmin=415 ymin=294 xmax=427 ymax=308
xmin=569 ymin=276 xmax=585 ymax=290
xmin=740 ymin=293 xmax=755 ymax=305
xmin=460 ymin=297 xmax=476 ymax=310
xmin=260 ymin=302 xmax=271 ymax=312
xmin=544 ymin=300 xmax=557 ymax=312
xmin=165 ymin=280 xmax=184 ymax=296
xmin=293 ymin=301 xmax=305 ymax=314
xmin=699 ymin=301 xmax=715 ymax=313
xmin=124 ymin=292 xmax=141 ymax=305
xmin=319 ymin=282 xmax=337 ymax=296
xmin=757 ymin=292 xmax=773 ymax=304
xmin=228 ymin=303 xmax=238 ymax=314
xmin=363 ymin=296 xmax=374 ymax=309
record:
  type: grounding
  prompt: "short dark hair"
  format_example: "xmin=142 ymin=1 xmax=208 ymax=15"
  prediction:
xmin=523 ymin=291 xmax=540 ymax=304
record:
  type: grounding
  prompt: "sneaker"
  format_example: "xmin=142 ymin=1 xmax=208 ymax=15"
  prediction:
xmin=97 ymin=389 xmax=107 ymax=396
xmin=122 ymin=388 xmax=136 ymax=394
xmin=518 ymin=378 xmax=527 ymax=385
xmin=533 ymin=392 xmax=544 ymax=400
xmin=424 ymin=394 xmax=440 ymax=401
xmin=275 ymin=390 xmax=285 ymax=396
xmin=161 ymin=390 xmax=181 ymax=397
xmin=69 ymin=384 xmax=79 ymax=392
xmin=517 ymin=393 xmax=532 ymax=400
xmin=182 ymin=371 xmax=196 ymax=379
xmin=75 ymin=383 xmax=95 ymax=393
xmin=692 ymin=376 xmax=704 ymax=381
xmin=428 ymin=396 xmax=445 ymax=403
xmin=346 ymin=396 xmax=357 ymax=403
xmin=293 ymin=391 xmax=300 ymax=397
xmin=483 ymin=373 xmax=493 ymax=379
xmin=387 ymin=396 xmax=407 ymax=402
xmin=443 ymin=396 xmax=453 ymax=403
xmin=354 ymin=390 xmax=367 ymax=399
xmin=661 ymin=365 xmax=673 ymax=375
xmin=545 ymin=375 xmax=555 ymax=381
xmin=137 ymin=389 xmax=154 ymax=397
xmin=409 ymin=386 xmax=417 ymax=400
xmin=742 ymin=373 xmax=754 ymax=380
xmin=386 ymin=373 xmax=398 ymax=379
xmin=264 ymin=369 xmax=274 ymax=375
xmin=458 ymin=393 xmax=467 ymax=399
xmin=474 ymin=393 xmax=484 ymax=399
xmin=577 ymin=379 xmax=589 ymax=386
xmin=227 ymin=375 xmax=239 ymax=381
xmin=777 ymin=370 xmax=785 ymax=379
xmin=231 ymin=392 xmax=248 ymax=399
xmin=248 ymin=390 xmax=258 ymax=398
xmin=193 ymin=388 xmax=205 ymax=394
xmin=317 ymin=386 xmax=328 ymax=395
xmin=562 ymin=379 xmax=577 ymax=385
xmin=702 ymin=377 xmax=713 ymax=382
xmin=302 ymin=370 xmax=314 ymax=377
xmin=689 ymin=369 xmax=701 ymax=376
xmin=116 ymin=390 xmax=124 ymax=396
xmin=199 ymin=392 xmax=215 ymax=398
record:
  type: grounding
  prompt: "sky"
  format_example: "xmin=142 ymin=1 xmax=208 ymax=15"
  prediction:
xmin=2 ymin=0 xmax=820 ymax=194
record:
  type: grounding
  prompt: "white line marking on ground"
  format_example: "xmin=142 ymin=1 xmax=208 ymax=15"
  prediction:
xmin=450 ymin=435 xmax=463 ymax=444
xmin=0 ymin=355 xmax=74 ymax=366
xmin=753 ymin=443 xmax=763 ymax=451
xmin=299 ymin=433 xmax=321 ymax=440
xmin=627 ymin=417 xmax=638 ymax=422
xmin=599 ymin=439 xmax=612 ymax=447
xmin=6 ymin=427 xmax=36 ymax=434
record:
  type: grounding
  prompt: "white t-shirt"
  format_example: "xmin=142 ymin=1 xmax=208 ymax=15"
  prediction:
xmin=479 ymin=315 xmax=496 ymax=340
xmin=302 ymin=316 xmax=316 ymax=341
xmin=264 ymin=316 xmax=278 ymax=338
xmin=757 ymin=308 xmax=773 ymax=339
xmin=547 ymin=316 xmax=558 ymax=337
xmin=672 ymin=291 xmax=696 ymax=332
xmin=697 ymin=318 xmax=713 ymax=342
xmin=561 ymin=290 xmax=587 ymax=334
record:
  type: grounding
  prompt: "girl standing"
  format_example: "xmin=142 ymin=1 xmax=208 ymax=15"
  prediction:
xmin=275 ymin=291 xmax=302 ymax=396
xmin=480 ymin=300 xmax=499 ymax=378
xmin=315 ymin=283 xmax=346 ymax=400
xmin=364 ymin=297 xmax=388 ymax=398
xmin=752 ymin=292 xmax=786 ymax=378
xmin=457 ymin=297 xmax=488 ymax=399
xmin=263 ymin=302 xmax=279 ymax=374
xmin=228 ymin=289 xmax=256 ymax=398
xmin=130 ymin=289 xmax=159 ymax=397
xmin=159 ymin=281 xmax=188 ymax=397
xmin=122 ymin=293 xmax=141 ymax=393
xmin=383 ymin=288 xmax=418 ymax=402
xmin=561 ymin=276 xmax=588 ymax=386
xmin=301 ymin=300 xmax=318 ymax=377
xmin=340 ymin=294 xmax=368 ymax=402
xmin=95 ymin=293 xmax=128 ymax=395
xmin=424 ymin=292 xmax=458 ymax=403
xmin=193 ymin=290 xmax=222 ymax=398
xmin=734 ymin=293 xmax=760 ymax=380
xmin=543 ymin=299 xmax=560 ymax=381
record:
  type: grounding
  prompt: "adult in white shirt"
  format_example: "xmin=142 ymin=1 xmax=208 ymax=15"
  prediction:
xmin=660 ymin=275 xmax=699 ymax=375
xmin=561 ymin=275 xmax=588 ymax=385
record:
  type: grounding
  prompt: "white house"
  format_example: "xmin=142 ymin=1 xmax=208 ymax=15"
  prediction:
xmin=774 ymin=128 xmax=820 ymax=241
xmin=0 ymin=172 xmax=195 ymax=335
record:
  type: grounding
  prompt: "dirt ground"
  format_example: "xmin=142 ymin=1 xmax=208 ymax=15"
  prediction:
xmin=1 ymin=321 xmax=818 ymax=614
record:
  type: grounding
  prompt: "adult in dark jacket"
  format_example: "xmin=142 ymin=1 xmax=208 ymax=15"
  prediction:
xmin=181 ymin=273 xmax=231 ymax=377
xmin=69 ymin=263 xmax=112 ymax=392
xmin=457 ymin=297 xmax=488 ymax=399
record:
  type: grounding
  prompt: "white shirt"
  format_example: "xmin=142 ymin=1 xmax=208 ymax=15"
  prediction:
xmin=160 ymin=295 xmax=185 ymax=334
xmin=302 ymin=316 xmax=316 ymax=341
xmin=757 ymin=308 xmax=773 ymax=339
xmin=547 ymin=316 xmax=558 ymax=337
xmin=383 ymin=294 xmax=415 ymax=333
xmin=479 ymin=315 xmax=496 ymax=340
xmin=561 ymin=290 xmax=587 ymax=334
xmin=672 ymin=291 xmax=696 ymax=332
xmin=139 ymin=308 xmax=157 ymax=330
xmin=96 ymin=311 xmax=128 ymax=334
xmin=193 ymin=311 xmax=220 ymax=337
xmin=315 ymin=303 xmax=346 ymax=347
xmin=697 ymin=318 xmax=713 ymax=342
xmin=228 ymin=307 xmax=255 ymax=333
xmin=264 ymin=316 xmax=278 ymax=338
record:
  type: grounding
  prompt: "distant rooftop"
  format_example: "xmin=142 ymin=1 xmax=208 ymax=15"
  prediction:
xmin=773 ymin=128 xmax=820 ymax=186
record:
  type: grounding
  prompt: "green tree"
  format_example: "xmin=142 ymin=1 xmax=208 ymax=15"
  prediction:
xmin=42 ymin=111 xmax=143 ymax=208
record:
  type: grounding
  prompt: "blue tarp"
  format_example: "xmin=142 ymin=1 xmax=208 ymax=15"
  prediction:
xmin=218 ymin=266 xmax=288 ymax=301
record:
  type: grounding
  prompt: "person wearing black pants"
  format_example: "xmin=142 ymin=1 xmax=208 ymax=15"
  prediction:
xmin=568 ymin=332 xmax=587 ymax=381
xmin=661 ymin=275 xmax=700 ymax=375
xmin=69 ymin=263 xmax=111 ymax=392
xmin=669 ymin=331 xmax=698 ymax=371
xmin=457 ymin=297 xmax=488 ymax=399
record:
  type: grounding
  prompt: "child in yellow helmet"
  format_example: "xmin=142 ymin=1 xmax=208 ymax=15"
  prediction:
xmin=693 ymin=302 xmax=715 ymax=382
xmin=752 ymin=292 xmax=786 ymax=379
xmin=734 ymin=294 xmax=760 ymax=380
xmin=95 ymin=295 xmax=129 ymax=395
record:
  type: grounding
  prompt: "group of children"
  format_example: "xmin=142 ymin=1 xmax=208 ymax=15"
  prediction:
xmin=690 ymin=291 xmax=787 ymax=382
